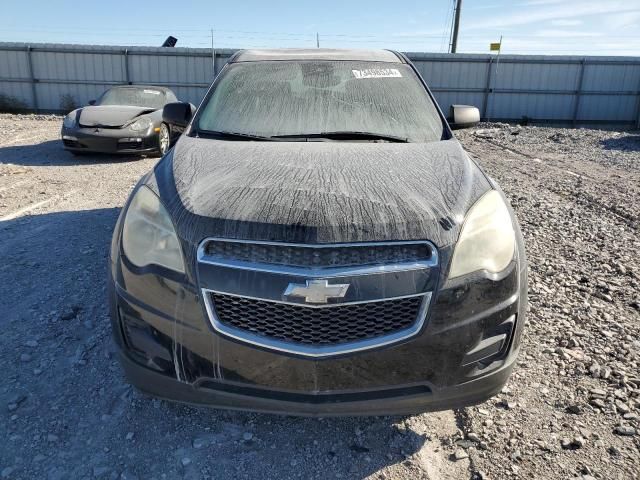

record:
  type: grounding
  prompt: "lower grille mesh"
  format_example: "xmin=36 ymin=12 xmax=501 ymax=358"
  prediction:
xmin=211 ymin=293 xmax=423 ymax=346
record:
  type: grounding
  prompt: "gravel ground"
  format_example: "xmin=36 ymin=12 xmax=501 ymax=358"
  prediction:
xmin=0 ymin=114 xmax=638 ymax=479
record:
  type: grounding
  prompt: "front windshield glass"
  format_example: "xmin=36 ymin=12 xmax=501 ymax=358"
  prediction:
xmin=98 ymin=87 xmax=167 ymax=109
xmin=196 ymin=61 xmax=445 ymax=142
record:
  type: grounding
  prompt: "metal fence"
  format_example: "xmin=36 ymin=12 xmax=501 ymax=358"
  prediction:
xmin=1 ymin=42 xmax=640 ymax=127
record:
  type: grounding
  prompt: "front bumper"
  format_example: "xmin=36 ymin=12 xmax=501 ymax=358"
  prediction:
xmin=61 ymin=125 xmax=158 ymax=154
xmin=108 ymin=245 xmax=526 ymax=415
xmin=118 ymin=344 xmax=518 ymax=416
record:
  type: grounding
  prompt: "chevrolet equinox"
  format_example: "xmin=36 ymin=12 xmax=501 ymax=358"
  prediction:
xmin=108 ymin=49 xmax=527 ymax=415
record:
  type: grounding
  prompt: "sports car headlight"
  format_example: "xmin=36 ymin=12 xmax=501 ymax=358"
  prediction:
xmin=63 ymin=112 xmax=77 ymax=128
xmin=448 ymin=190 xmax=515 ymax=279
xmin=122 ymin=186 xmax=185 ymax=273
xmin=128 ymin=117 xmax=152 ymax=132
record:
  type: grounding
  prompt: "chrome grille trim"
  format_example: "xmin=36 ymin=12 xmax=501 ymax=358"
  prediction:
xmin=202 ymin=289 xmax=432 ymax=357
xmin=197 ymin=238 xmax=438 ymax=356
xmin=197 ymin=238 xmax=438 ymax=278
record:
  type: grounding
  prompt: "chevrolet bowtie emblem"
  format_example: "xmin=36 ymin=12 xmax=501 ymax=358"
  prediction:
xmin=284 ymin=279 xmax=350 ymax=304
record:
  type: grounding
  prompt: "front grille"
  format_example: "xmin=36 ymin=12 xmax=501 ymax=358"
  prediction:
xmin=210 ymin=293 xmax=424 ymax=346
xmin=204 ymin=241 xmax=433 ymax=268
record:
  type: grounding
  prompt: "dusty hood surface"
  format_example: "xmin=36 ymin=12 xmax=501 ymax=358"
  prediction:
xmin=78 ymin=105 xmax=155 ymax=127
xmin=149 ymin=136 xmax=491 ymax=247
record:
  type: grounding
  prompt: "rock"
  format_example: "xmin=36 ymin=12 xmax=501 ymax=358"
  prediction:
xmin=192 ymin=433 xmax=223 ymax=449
xmin=613 ymin=426 xmax=636 ymax=436
xmin=19 ymin=353 xmax=31 ymax=362
xmin=349 ymin=444 xmax=369 ymax=453
xmin=46 ymin=467 xmax=67 ymax=480
xmin=566 ymin=404 xmax=581 ymax=415
xmin=1 ymin=467 xmax=14 ymax=479
xmin=92 ymin=466 xmax=111 ymax=477
xmin=452 ymin=449 xmax=469 ymax=461
xmin=615 ymin=401 xmax=631 ymax=414
xmin=125 ymin=432 xmax=134 ymax=441
xmin=7 ymin=395 xmax=26 ymax=412
xmin=572 ymin=436 xmax=586 ymax=448
xmin=467 ymin=432 xmax=481 ymax=442
xmin=180 ymin=457 xmax=191 ymax=467
xmin=242 ymin=432 xmax=253 ymax=441
xmin=46 ymin=434 xmax=58 ymax=443
xmin=119 ymin=471 xmax=138 ymax=480
xmin=60 ymin=305 xmax=81 ymax=321
xmin=24 ymin=340 xmax=38 ymax=348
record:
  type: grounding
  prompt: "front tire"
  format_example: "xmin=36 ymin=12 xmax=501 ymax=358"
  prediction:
xmin=158 ymin=123 xmax=171 ymax=156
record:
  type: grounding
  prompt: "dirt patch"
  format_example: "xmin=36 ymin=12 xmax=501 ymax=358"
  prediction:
xmin=0 ymin=115 xmax=638 ymax=479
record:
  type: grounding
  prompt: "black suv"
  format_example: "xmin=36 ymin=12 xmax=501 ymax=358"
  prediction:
xmin=108 ymin=49 xmax=527 ymax=415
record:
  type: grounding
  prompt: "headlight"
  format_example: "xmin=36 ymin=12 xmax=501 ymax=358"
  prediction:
xmin=128 ymin=117 xmax=152 ymax=132
xmin=63 ymin=111 xmax=76 ymax=128
xmin=122 ymin=186 xmax=185 ymax=273
xmin=448 ymin=190 xmax=515 ymax=279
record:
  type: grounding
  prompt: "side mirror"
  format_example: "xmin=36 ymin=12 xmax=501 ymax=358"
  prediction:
xmin=450 ymin=105 xmax=480 ymax=129
xmin=163 ymin=102 xmax=193 ymax=128
xmin=88 ymin=100 xmax=96 ymax=106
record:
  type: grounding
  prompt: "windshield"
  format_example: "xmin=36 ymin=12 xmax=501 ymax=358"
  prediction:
xmin=196 ymin=61 xmax=445 ymax=142
xmin=97 ymin=87 xmax=167 ymax=109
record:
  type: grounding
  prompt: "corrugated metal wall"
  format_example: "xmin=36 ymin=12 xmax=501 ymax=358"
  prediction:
xmin=1 ymin=42 xmax=639 ymax=126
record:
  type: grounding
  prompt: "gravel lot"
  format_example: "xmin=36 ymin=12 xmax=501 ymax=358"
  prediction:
xmin=0 ymin=114 xmax=638 ymax=479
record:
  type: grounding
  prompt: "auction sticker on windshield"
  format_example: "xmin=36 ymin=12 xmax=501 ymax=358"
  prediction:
xmin=352 ymin=68 xmax=402 ymax=79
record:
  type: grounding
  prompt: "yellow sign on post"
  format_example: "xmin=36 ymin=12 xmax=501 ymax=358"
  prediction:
xmin=490 ymin=42 xmax=501 ymax=52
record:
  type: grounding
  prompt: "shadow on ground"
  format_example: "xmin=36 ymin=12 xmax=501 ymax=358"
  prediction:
xmin=0 ymin=139 xmax=156 ymax=167
xmin=600 ymin=134 xmax=640 ymax=152
xmin=0 ymin=208 xmax=427 ymax=479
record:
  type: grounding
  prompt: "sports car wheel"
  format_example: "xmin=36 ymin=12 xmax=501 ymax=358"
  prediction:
xmin=159 ymin=123 xmax=171 ymax=156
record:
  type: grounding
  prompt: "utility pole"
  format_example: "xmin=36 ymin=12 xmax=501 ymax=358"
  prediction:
xmin=316 ymin=32 xmax=320 ymax=48
xmin=211 ymin=29 xmax=216 ymax=77
xmin=450 ymin=0 xmax=463 ymax=53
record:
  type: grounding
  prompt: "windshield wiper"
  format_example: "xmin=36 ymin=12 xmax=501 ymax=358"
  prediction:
xmin=271 ymin=131 xmax=409 ymax=143
xmin=194 ymin=129 xmax=276 ymax=141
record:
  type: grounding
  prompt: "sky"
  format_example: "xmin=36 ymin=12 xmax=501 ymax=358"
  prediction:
xmin=2 ymin=0 xmax=640 ymax=56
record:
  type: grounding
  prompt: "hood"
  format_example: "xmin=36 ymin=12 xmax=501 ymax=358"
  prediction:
xmin=78 ymin=105 xmax=155 ymax=127
xmin=148 ymin=136 xmax=491 ymax=248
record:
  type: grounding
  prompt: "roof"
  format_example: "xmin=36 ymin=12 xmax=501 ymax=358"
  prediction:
xmin=230 ymin=48 xmax=404 ymax=63
xmin=109 ymin=85 xmax=174 ymax=92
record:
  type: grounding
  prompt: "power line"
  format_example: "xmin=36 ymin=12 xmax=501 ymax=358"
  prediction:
xmin=440 ymin=0 xmax=456 ymax=53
